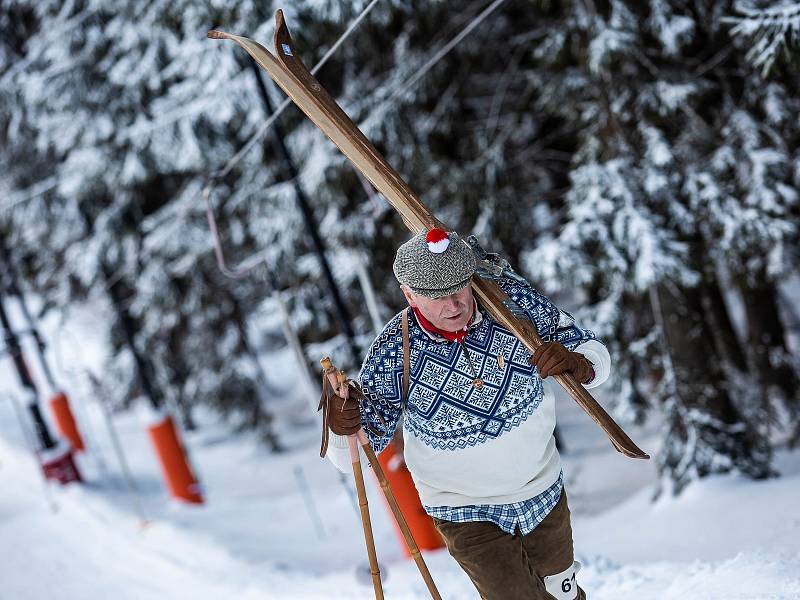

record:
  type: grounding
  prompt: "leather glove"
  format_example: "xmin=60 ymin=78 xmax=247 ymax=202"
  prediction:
xmin=529 ymin=341 xmax=594 ymax=383
xmin=328 ymin=393 xmax=362 ymax=436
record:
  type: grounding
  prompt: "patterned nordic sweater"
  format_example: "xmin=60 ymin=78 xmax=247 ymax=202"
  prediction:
xmin=325 ymin=277 xmax=610 ymax=509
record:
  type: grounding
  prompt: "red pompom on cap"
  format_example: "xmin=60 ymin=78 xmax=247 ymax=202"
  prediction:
xmin=426 ymin=228 xmax=450 ymax=253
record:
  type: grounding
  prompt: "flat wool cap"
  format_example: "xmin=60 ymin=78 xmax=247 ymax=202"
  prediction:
xmin=393 ymin=228 xmax=476 ymax=298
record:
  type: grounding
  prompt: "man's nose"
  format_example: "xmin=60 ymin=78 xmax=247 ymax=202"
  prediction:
xmin=441 ymin=294 xmax=460 ymax=309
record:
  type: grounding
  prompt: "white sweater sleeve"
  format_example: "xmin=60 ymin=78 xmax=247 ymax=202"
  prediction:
xmin=574 ymin=339 xmax=611 ymax=389
xmin=325 ymin=432 xmax=353 ymax=474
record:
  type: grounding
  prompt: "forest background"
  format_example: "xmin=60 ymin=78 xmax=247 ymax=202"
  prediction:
xmin=1 ymin=0 xmax=799 ymax=495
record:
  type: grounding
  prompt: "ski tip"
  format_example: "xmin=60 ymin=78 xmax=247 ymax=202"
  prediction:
xmin=613 ymin=439 xmax=650 ymax=460
xmin=623 ymin=446 xmax=651 ymax=460
xmin=273 ymin=9 xmax=294 ymax=57
xmin=207 ymin=30 xmax=228 ymax=40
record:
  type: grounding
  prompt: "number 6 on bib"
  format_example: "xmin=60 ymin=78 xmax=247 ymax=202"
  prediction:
xmin=544 ymin=561 xmax=581 ymax=600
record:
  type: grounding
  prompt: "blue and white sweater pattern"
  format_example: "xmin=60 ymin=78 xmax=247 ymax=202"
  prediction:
xmin=357 ymin=279 xmax=597 ymax=455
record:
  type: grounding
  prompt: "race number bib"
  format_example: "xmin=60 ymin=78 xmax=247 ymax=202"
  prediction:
xmin=543 ymin=561 xmax=581 ymax=600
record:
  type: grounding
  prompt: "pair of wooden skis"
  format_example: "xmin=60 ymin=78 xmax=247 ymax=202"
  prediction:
xmin=208 ymin=10 xmax=648 ymax=461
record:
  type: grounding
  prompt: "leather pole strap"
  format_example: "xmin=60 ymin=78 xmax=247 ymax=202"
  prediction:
xmin=402 ymin=308 xmax=410 ymax=402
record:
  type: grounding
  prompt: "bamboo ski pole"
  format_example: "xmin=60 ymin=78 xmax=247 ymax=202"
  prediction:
xmin=321 ymin=358 xmax=443 ymax=600
xmin=321 ymin=359 xmax=383 ymax=599
xmin=357 ymin=432 xmax=442 ymax=600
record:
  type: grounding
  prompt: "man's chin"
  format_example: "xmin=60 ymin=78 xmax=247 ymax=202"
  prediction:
xmin=441 ymin=315 xmax=467 ymax=331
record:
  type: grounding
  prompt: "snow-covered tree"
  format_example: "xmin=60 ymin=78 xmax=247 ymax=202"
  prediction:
xmin=3 ymin=0 xmax=798 ymax=477
xmin=1 ymin=0 xmax=295 ymax=444
xmin=508 ymin=0 xmax=797 ymax=491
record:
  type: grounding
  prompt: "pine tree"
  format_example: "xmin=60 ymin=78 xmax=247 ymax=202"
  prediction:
xmin=509 ymin=0 xmax=796 ymax=491
xmin=723 ymin=0 xmax=800 ymax=442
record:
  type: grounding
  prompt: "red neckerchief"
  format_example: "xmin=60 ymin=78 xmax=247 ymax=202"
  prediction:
xmin=411 ymin=302 xmax=475 ymax=343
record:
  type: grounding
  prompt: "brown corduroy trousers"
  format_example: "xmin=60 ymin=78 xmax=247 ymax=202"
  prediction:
xmin=433 ymin=491 xmax=586 ymax=600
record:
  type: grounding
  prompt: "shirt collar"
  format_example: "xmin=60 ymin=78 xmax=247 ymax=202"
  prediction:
xmin=411 ymin=300 xmax=483 ymax=343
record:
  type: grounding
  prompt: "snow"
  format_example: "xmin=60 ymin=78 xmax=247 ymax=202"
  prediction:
xmin=1 ymin=300 xmax=799 ymax=599
xmin=576 ymin=454 xmax=800 ymax=565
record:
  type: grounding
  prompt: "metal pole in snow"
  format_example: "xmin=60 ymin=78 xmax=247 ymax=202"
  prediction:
xmin=352 ymin=174 xmax=388 ymax=337
xmin=68 ymin=372 xmax=108 ymax=475
xmin=86 ymin=371 xmax=148 ymax=528
xmin=1 ymin=239 xmax=96 ymax=455
xmin=353 ymin=252 xmax=384 ymax=337
xmin=270 ymin=284 xmax=319 ymax=413
xmin=4 ymin=392 xmax=58 ymax=512
xmin=0 ymin=288 xmax=56 ymax=450
xmin=0 ymin=236 xmax=58 ymax=393
xmin=51 ymin=324 xmax=109 ymax=475
xmin=293 ymin=465 xmax=327 ymax=540
xmin=337 ymin=470 xmax=362 ymax=518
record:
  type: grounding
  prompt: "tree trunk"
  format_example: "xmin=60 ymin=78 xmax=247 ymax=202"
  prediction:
xmin=653 ymin=278 xmax=773 ymax=494
xmin=776 ymin=287 xmax=800 ymax=445
xmin=175 ymin=394 xmax=197 ymax=431
xmin=698 ymin=265 xmax=749 ymax=373
xmin=617 ymin=291 xmax=652 ymax=424
xmin=737 ymin=270 xmax=800 ymax=421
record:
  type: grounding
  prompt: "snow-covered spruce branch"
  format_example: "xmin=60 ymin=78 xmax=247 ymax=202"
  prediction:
xmin=725 ymin=1 xmax=800 ymax=73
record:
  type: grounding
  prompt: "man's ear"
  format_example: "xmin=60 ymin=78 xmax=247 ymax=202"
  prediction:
xmin=400 ymin=285 xmax=417 ymax=308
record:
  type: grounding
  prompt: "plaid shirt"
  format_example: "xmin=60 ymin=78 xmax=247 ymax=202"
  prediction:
xmin=425 ymin=472 xmax=563 ymax=536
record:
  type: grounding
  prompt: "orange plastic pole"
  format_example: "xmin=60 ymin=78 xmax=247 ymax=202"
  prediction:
xmin=48 ymin=391 xmax=85 ymax=452
xmin=147 ymin=415 xmax=203 ymax=504
xmin=375 ymin=441 xmax=445 ymax=554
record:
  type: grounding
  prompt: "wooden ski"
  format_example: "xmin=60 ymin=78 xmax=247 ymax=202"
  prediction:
xmin=208 ymin=10 xmax=648 ymax=460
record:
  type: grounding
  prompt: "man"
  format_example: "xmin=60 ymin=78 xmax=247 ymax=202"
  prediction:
xmin=325 ymin=228 xmax=610 ymax=600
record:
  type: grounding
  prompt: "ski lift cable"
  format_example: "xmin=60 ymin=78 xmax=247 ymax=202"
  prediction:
xmin=207 ymin=0 xmax=511 ymax=280
xmin=0 ymin=178 xmax=59 ymax=212
xmin=385 ymin=0 xmax=510 ymax=104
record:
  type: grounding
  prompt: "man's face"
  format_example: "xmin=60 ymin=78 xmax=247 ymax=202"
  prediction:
xmin=402 ymin=284 xmax=474 ymax=332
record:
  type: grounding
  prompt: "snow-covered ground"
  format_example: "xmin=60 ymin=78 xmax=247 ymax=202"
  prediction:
xmin=1 ymin=299 xmax=799 ymax=599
